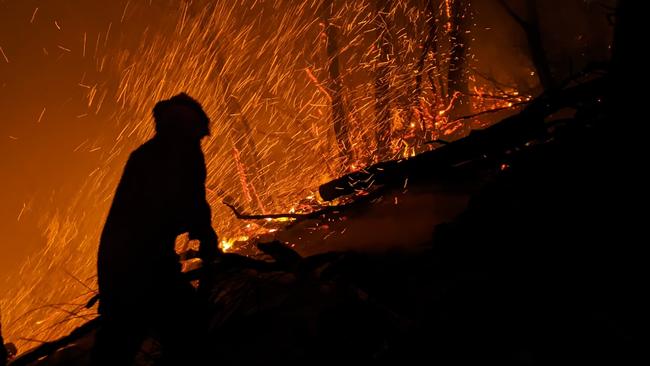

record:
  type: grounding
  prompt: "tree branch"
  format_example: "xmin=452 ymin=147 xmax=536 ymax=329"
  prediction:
xmin=223 ymin=201 xmax=304 ymax=220
xmin=451 ymin=101 xmax=530 ymax=122
xmin=497 ymin=0 xmax=529 ymax=29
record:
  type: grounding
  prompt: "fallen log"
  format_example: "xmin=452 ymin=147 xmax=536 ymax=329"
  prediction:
xmin=222 ymin=187 xmax=385 ymax=227
xmin=318 ymin=77 xmax=607 ymax=201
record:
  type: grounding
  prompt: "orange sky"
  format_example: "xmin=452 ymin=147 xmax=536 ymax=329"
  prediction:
xmin=0 ymin=0 xmax=177 ymax=292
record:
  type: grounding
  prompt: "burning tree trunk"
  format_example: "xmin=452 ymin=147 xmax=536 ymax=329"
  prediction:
xmin=411 ymin=0 xmax=440 ymax=141
xmin=498 ymin=0 xmax=555 ymax=91
xmin=320 ymin=0 xmax=353 ymax=165
xmin=214 ymin=55 xmax=270 ymax=213
xmin=373 ymin=0 xmax=395 ymax=160
xmin=447 ymin=0 xmax=471 ymax=118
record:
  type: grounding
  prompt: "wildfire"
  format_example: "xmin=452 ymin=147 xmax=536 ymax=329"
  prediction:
xmin=2 ymin=0 xmax=528 ymax=351
xmin=219 ymin=237 xmax=248 ymax=253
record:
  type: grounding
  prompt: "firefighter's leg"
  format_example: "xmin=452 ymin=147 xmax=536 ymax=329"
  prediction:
xmin=155 ymin=279 xmax=208 ymax=365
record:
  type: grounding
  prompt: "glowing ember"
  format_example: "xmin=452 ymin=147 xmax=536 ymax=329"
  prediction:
xmin=219 ymin=237 xmax=248 ymax=253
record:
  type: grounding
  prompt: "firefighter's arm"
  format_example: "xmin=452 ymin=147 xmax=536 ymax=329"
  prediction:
xmin=187 ymin=151 xmax=221 ymax=262
xmin=187 ymin=186 xmax=221 ymax=261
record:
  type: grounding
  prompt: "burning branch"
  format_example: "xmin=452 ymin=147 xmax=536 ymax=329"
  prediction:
xmin=223 ymin=201 xmax=304 ymax=220
xmin=447 ymin=0 xmax=470 ymax=103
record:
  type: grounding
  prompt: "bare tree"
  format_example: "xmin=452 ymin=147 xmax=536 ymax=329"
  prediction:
xmin=374 ymin=0 xmax=395 ymax=159
xmin=447 ymin=0 xmax=468 ymax=94
xmin=447 ymin=0 xmax=471 ymax=119
xmin=411 ymin=0 xmax=440 ymax=140
xmin=498 ymin=0 xmax=555 ymax=91
xmin=320 ymin=0 xmax=353 ymax=164
xmin=213 ymin=53 xmax=270 ymax=212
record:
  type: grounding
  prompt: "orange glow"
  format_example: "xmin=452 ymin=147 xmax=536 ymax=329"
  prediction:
xmin=1 ymin=0 xmax=530 ymax=350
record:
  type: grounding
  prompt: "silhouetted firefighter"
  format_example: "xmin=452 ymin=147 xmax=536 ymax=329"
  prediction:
xmin=92 ymin=93 xmax=220 ymax=365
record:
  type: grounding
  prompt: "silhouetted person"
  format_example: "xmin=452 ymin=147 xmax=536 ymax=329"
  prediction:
xmin=92 ymin=93 xmax=220 ymax=365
